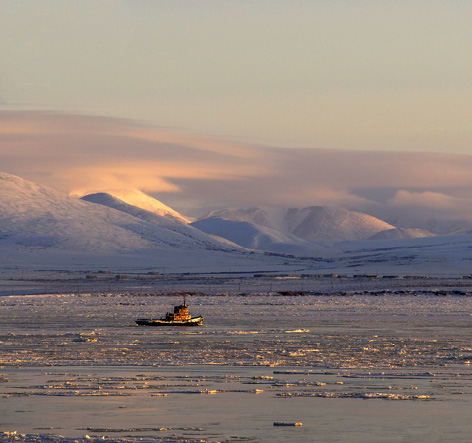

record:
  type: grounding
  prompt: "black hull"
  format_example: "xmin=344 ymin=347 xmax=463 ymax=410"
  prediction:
xmin=136 ymin=316 xmax=204 ymax=327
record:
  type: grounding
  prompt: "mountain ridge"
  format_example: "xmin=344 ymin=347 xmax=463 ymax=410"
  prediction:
xmin=191 ymin=216 xmax=334 ymax=256
xmin=0 ymin=172 xmax=236 ymax=253
xmin=199 ymin=205 xmax=396 ymax=243
xmin=2 ymin=171 xmax=472 ymax=276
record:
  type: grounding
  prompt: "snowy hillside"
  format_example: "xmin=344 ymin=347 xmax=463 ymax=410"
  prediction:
xmin=191 ymin=216 xmax=333 ymax=255
xmin=0 ymin=172 xmax=235 ymax=253
xmin=81 ymin=192 xmax=243 ymax=250
xmin=81 ymin=192 xmax=189 ymax=227
xmin=199 ymin=206 xmax=395 ymax=242
xmin=82 ymin=192 xmax=188 ymax=227
xmin=2 ymin=171 xmax=472 ymax=276
xmin=0 ymin=173 xmax=149 ymax=252
xmin=100 ymin=189 xmax=192 ymax=224
xmin=0 ymin=172 xmax=276 ymax=272
xmin=286 ymin=206 xmax=395 ymax=242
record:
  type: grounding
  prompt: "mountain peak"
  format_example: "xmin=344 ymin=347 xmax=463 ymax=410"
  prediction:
xmin=0 ymin=172 xmax=237 ymax=259
xmin=199 ymin=205 xmax=395 ymax=243
xmin=102 ymin=189 xmax=191 ymax=224
xmin=81 ymin=192 xmax=189 ymax=227
xmin=286 ymin=206 xmax=395 ymax=242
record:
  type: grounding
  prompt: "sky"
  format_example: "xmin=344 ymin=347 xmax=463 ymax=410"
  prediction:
xmin=2 ymin=0 xmax=472 ymax=151
xmin=1 ymin=1 xmax=472 ymax=222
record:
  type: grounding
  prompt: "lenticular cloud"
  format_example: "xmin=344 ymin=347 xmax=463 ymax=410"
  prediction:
xmin=2 ymin=110 xmax=472 ymax=222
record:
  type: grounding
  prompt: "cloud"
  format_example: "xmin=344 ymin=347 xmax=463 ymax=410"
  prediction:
xmin=389 ymin=190 xmax=462 ymax=209
xmin=2 ymin=110 xmax=472 ymax=222
xmin=387 ymin=190 xmax=472 ymax=220
xmin=0 ymin=111 xmax=271 ymax=196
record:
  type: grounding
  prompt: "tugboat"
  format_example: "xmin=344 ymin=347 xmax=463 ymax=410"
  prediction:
xmin=136 ymin=296 xmax=204 ymax=326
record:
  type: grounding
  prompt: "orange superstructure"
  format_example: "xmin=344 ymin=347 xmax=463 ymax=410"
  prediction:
xmin=166 ymin=301 xmax=191 ymax=321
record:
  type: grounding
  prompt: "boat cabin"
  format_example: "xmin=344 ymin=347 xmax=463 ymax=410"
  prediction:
xmin=164 ymin=301 xmax=191 ymax=321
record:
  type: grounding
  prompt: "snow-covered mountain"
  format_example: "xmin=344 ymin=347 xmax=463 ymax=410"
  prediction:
xmin=96 ymin=189 xmax=192 ymax=224
xmin=81 ymin=192 xmax=188 ymax=227
xmin=2 ymin=171 xmax=472 ymax=276
xmin=0 ymin=172 xmax=233 ymax=253
xmin=0 ymin=172 xmax=274 ymax=272
xmin=199 ymin=206 xmax=395 ymax=243
xmin=0 ymin=173 xmax=146 ymax=252
xmin=285 ymin=206 xmax=395 ymax=242
xmin=81 ymin=192 xmax=243 ymax=249
xmin=191 ymin=216 xmax=333 ymax=256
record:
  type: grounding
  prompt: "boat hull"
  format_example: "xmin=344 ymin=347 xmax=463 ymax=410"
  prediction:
xmin=136 ymin=316 xmax=204 ymax=326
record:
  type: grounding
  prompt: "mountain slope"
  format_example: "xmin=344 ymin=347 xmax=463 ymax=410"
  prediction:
xmin=0 ymin=173 xmax=144 ymax=251
xmin=2 ymin=172 xmax=472 ymax=276
xmin=2 ymin=172 xmax=298 ymax=272
xmin=199 ymin=206 xmax=395 ymax=242
xmin=286 ymin=206 xmax=395 ymax=242
xmin=0 ymin=172 xmax=235 ymax=253
xmin=81 ymin=192 xmax=240 ymax=250
xmin=81 ymin=192 xmax=188 ymax=227
xmin=191 ymin=216 xmax=332 ymax=255
xmin=100 ymin=189 xmax=192 ymax=224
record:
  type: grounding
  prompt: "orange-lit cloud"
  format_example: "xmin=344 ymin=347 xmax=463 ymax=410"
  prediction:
xmin=389 ymin=190 xmax=462 ymax=210
xmin=1 ymin=111 xmax=472 ymax=221
xmin=0 ymin=111 xmax=272 ymax=197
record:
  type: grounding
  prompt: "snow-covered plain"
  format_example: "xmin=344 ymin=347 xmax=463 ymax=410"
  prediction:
xmin=1 ymin=282 xmax=472 ymax=442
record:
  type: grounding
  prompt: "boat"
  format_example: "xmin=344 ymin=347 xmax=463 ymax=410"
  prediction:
xmin=136 ymin=297 xmax=204 ymax=326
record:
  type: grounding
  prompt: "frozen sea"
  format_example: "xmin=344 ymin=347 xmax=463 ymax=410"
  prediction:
xmin=1 ymin=276 xmax=472 ymax=442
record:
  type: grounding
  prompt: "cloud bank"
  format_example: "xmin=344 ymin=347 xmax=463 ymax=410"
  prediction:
xmin=1 ymin=111 xmax=472 ymax=222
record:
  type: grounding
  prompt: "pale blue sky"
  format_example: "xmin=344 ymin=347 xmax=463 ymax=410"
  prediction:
xmin=1 ymin=0 xmax=472 ymax=152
